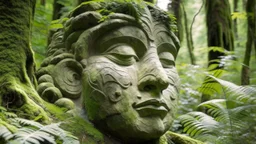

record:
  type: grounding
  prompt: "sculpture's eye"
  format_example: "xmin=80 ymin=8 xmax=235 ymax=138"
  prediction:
xmin=159 ymin=52 xmax=175 ymax=68
xmin=104 ymin=44 xmax=139 ymax=66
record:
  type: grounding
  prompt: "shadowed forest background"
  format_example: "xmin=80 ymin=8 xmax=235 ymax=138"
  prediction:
xmin=0 ymin=0 xmax=256 ymax=144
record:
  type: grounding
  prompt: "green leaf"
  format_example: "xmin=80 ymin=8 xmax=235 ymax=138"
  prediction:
xmin=49 ymin=23 xmax=64 ymax=29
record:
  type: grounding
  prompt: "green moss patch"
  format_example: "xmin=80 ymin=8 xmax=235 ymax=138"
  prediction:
xmin=61 ymin=117 xmax=104 ymax=144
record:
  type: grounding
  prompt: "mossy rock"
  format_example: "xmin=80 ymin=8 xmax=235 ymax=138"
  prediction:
xmin=61 ymin=117 xmax=104 ymax=144
xmin=54 ymin=98 xmax=74 ymax=110
xmin=164 ymin=131 xmax=205 ymax=144
xmin=38 ymin=74 xmax=54 ymax=84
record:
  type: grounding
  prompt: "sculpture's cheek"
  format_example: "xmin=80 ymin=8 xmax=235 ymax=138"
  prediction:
xmin=162 ymin=86 xmax=179 ymax=129
xmin=82 ymin=56 xmax=138 ymax=118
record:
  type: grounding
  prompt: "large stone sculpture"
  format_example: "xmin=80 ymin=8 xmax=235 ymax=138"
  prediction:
xmin=36 ymin=0 xmax=202 ymax=143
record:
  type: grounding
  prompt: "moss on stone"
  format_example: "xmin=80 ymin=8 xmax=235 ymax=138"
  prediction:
xmin=38 ymin=74 xmax=54 ymax=84
xmin=43 ymin=102 xmax=67 ymax=121
xmin=0 ymin=119 xmax=17 ymax=133
xmin=54 ymin=98 xmax=74 ymax=110
xmin=158 ymin=134 xmax=168 ymax=144
xmin=61 ymin=116 xmax=104 ymax=144
xmin=42 ymin=87 xmax=63 ymax=103
xmin=165 ymin=131 xmax=205 ymax=144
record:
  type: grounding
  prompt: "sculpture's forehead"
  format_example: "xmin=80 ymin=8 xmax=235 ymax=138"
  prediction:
xmin=99 ymin=26 xmax=148 ymax=48
xmin=98 ymin=26 xmax=175 ymax=49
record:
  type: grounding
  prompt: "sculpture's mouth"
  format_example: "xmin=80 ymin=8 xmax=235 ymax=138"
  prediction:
xmin=132 ymin=99 xmax=170 ymax=119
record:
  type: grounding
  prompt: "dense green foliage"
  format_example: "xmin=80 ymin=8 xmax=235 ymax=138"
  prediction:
xmin=0 ymin=106 xmax=79 ymax=144
xmin=0 ymin=0 xmax=255 ymax=144
xmin=32 ymin=0 xmax=256 ymax=143
xmin=170 ymin=0 xmax=256 ymax=143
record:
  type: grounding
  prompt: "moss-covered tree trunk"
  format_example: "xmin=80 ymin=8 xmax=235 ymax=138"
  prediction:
xmin=0 ymin=0 xmax=49 ymax=122
xmin=206 ymin=0 xmax=234 ymax=69
xmin=169 ymin=0 xmax=183 ymax=42
xmin=202 ymin=0 xmax=234 ymax=102
xmin=241 ymin=0 xmax=255 ymax=85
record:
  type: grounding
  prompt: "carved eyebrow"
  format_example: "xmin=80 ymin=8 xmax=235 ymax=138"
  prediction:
xmin=100 ymin=36 xmax=147 ymax=58
xmin=154 ymin=29 xmax=178 ymax=58
xmin=157 ymin=42 xmax=177 ymax=59
xmin=97 ymin=26 xmax=148 ymax=57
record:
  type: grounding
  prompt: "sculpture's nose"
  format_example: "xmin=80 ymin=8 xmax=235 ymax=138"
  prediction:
xmin=138 ymin=47 xmax=170 ymax=93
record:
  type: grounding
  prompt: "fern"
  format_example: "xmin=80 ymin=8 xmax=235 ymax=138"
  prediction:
xmin=0 ymin=113 xmax=79 ymax=144
xmin=209 ymin=76 xmax=256 ymax=102
xmin=177 ymin=76 xmax=256 ymax=143
xmin=14 ymin=127 xmax=55 ymax=144
xmin=0 ymin=126 xmax=13 ymax=141
xmin=178 ymin=112 xmax=219 ymax=137
xmin=198 ymin=99 xmax=229 ymax=122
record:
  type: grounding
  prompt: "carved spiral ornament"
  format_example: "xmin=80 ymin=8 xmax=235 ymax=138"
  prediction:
xmin=52 ymin=59 xmax=83 ymax=99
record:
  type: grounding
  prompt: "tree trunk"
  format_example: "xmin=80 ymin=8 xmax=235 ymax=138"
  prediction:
xmin=202 ymin=0 xmax=234 ymax=102
xmin=169 ymin=0 xmax=183 ymax=42
xmin=52 ymin=0 xmax=65 ymax=20
xmin=48 ymin=0 xmax=65 ymax=45
xmin=243 ymin=0 xmax=247 ymax=10
xmin=206 ymin=0 xmax=234 ymax=70
xmin=254 ymin=0 xmax=256 ymax=59
xmin=182 ymin=3 xmax=196 ymax=65
xmin=41 ymin=0 xmax=46 ymax=6
xmin=233 ymin=0 xmax=239 ymax=46
xmin=241 ymin=0 xmax=255 ymax=85
xmin=0 ymin=0 xmax=49 ymax=122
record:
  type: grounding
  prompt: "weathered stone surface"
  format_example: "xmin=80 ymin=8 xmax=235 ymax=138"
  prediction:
xmin=55 ymin=98 xmax=74 ymax=110
xmin=37 ymin=0 xmax=202 ymax=143
xmin=42 ymin=87 xmax=63 ymax=103
xmin=38 ymin=74 xmax=54 ymax=84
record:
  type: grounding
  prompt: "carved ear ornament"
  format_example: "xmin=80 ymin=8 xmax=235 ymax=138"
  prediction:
xmin=37 ymin=52 xmax=83 ymax=104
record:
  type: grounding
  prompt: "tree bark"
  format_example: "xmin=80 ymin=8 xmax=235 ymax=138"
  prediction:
xmin=169 ymin=0 xmax=183 ymax=42
xmin=0 ymin=0 xmax=49 ymax=122
xmin=202 ymin=0 xmax=234 ymax=102
xmin=41 ymin=0 xmax=46 ymax=6
xmin=48 ymin=0 xmax=65 ymax=45
xmin=206 ymin=0 xmax=234 ymax=70
xmin=241 ymin=0 xmax=255 ymax=85
xmin=52 ymin=0 xmax=65 ymax=20
xmin=182 ymin=3 xmax=196 ymax=65
xmin=233 ymin=0 xmax=239 ymax=46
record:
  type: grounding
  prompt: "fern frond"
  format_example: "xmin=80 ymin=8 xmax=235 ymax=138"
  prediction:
xmin=40 ymin=123 xmax=79 ymax=143
xmin=12 ymin=118 xmax=44 ymax=129
xmin=0 ymin=117 xmax=79 ymax=144
xmin=14 ymin=127 xmax=56 ymax=144
xmin=0 ymin=126 xmax=14 ymax=141
xmin=208 ymin=76 xmax=256 ymax=102
xmin=4 ymin=112 xmax=17 ymax=118
xmin=0 ymin=106 xmax=7 ymax=112
xmin=178 ymin=112 xmax=219 ymax=137
xmin=198 ymin=99 xmax=229 ymax=122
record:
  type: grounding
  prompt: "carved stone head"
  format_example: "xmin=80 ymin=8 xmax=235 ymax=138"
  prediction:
xmin=37 ymin=0 xmax=180 ymax=142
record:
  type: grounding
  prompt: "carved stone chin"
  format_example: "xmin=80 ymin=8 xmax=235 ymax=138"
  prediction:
xmin=37 ymin=1 xmax=180 ymax=143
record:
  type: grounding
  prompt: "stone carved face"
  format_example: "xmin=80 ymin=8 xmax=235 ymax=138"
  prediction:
xmin=38 ymin=1 xmax=180 ymax=143
xmin=82 ymin=25 xmax=179 ymax=141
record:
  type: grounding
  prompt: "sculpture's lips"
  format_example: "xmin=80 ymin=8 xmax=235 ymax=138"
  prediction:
xmin=132 ymin=99 xmax=170 ymax=118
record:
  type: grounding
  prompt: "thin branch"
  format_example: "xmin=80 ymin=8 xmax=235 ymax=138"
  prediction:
xmin=189 ymin=0 xmax=204 ymax=50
